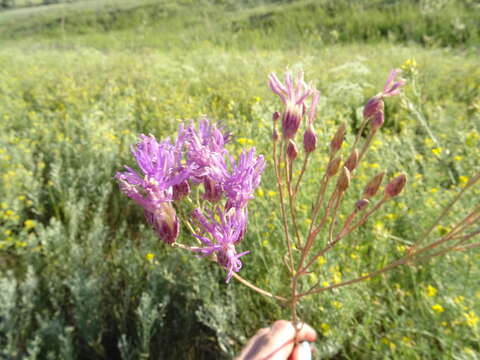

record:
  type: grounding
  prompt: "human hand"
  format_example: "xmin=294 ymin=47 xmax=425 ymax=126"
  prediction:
xmin=236 ymin=320 xmax=316 ymax=360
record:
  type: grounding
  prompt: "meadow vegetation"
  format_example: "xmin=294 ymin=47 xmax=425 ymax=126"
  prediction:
xmin=0 ymin=0 xmax=479 ymax=359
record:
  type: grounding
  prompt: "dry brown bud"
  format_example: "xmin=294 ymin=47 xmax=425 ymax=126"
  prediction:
xmin=363 ymin=172 xmax=385 ymax=198
xmin=371 ymin=110 xmax=385 ymax=131
xmin=355 ymin=198 xmax=370 ymax=211
xmin=385 ymin=174 xmax=407 ymax=198
xmin=345 ymin=149 xmax=359 ymax=172
xmin=286 ymin=139 xmax=298 ymax=161
xmin=327 ymin=156 xmax=342 ymax=177
xmin=330 ymin=123 xmax=346 ymax=154
xmin=337 ymin=167 xmax=351 ymax=192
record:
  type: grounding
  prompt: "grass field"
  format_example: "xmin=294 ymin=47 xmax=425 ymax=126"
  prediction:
xmin=0 ymin=0 xmax=479 ymax=359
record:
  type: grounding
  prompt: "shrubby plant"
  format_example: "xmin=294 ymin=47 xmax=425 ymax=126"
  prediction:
xmin=117 ymin=68 xmax=480 ymax=338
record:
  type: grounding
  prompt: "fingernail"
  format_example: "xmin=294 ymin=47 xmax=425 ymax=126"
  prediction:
xmin=299 ymin=341 xmax=312 ymax=360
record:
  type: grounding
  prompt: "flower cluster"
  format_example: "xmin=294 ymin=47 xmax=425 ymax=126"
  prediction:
xmin=116 ymin=118 xmax=265 ymax=281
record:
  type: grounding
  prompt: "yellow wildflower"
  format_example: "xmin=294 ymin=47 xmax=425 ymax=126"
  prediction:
xmin=145 ymin=253 xmax=155 ymax=262
xmin=426 ymin=285 xmax=437 ymax=297
xmin=464 ymin=311 xmax=479 ymax=328
xmin=432 ymin=304 xmax=444 ymax=313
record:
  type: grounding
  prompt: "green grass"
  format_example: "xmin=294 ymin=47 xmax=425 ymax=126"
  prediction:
xmin=0 ymin=0 xmax=479 ymax=359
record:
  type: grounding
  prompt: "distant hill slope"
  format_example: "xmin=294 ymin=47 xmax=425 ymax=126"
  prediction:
xmin=0 ymin=0 xmax=479 ymax=48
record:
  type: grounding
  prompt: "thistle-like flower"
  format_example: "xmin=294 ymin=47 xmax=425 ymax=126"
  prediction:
xmin=193 ymin=208 xmax=250 ymax=282
xmin=268 ymin=71 xmax=313 ymax=139
xmin=224 ymin=148 xmax=265 ymax=210
xmin=115 ymin=134 xmax=190 ymax=243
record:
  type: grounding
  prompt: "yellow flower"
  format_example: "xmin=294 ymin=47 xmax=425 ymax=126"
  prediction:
xmin=432 ymin=304 xmax=444 ymax=313
xmin=257 ymin=188 xmax=264 ymax=197
xmin=317 ymin=256 xmax=326 ymax=266
xmin=145 ymin=253 xmax=155 ymax=262
xmin=320 ymin=323 xmax=331 ymax=336
xmin=267 ymin=191 xmax=277 ymax=197
xmin=431 ymin=147 xmax=442 ymax=156
xmin=24 ymin=220 xmax=36 ymax=230
xmin=331 ymin=301 xmax=343 ymax=309
xmin=453 ymin=295 xmax=464 ymax=304
xmin=464 ymin=311 xmax=479 ymax=328
xmin=426 ymin=285 xmax=437 ymax=297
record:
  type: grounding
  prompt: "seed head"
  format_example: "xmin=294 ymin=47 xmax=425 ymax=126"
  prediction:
xmin=363 ymin=172 xmax=385 ymax=198
xmin=385 ymin=174 xmax=407 ymax=198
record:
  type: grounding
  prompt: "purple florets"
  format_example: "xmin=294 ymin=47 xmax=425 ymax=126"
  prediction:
xmin=116 ymin=117 xmax=264 ymax=281
xmin=192 ymin=208 xmax=250 ymax=282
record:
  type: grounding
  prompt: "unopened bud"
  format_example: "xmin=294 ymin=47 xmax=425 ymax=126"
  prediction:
xmin=303 ymin=124 xmax=317 ymax=153
xmin=345 ymin=149 xmax=359 ymax=172
xmin=203 ymin=178 xmax=222 ymax=202
xmin=273 ymin=111 xmax=281 ymax=122
xmin=337 ymin=167 xmax=351 ymax=192
xmin=330 ymin=123 xmax=346 ymax=154
xmin=146 ymin=203 xmax=179 ymax=244
xmin=363 ymin=96 xmax=384 ymax=119
xmin=287 ymin=139 xmax=298 ymax=161
xmin=327 ymin=156 xmax=342 ymax=177
xmin=363 ymin=172 xmax=385 ymax=198
xmin=355 ymin=198 xmax=370 ymax=211
xmin=385 ymin=174 xmax=407 ymax=198
xmin=371 ymin=110 xmax=384 ymax=131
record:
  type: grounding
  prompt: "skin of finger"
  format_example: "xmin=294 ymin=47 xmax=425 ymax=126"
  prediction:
xmin=270 ymin=321 xmax=316 ymax=343
xmin=288 ymin=343 xmax=311 ymax=360
xmin=236 ymin=328 xmax=271 ymax=359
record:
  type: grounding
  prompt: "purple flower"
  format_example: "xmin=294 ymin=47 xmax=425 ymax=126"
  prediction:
xmin=382 ymin=69 xmax=405 ymax=97
xmin=115 ymin=134 xmax=189 ymax=243
xmin=268 ymin=71 xmax=313 ymax=139
xmin=224 ymin=148 xmax=265 ymax=209
xmin=193 ymin=208 xmax=249 ymax=282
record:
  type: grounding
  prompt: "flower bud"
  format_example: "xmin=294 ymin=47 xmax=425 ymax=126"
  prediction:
xmin=327 ymin=156 xmax=342 ymax=177
xmin=344 ymin=149 xmax=359 ymax=172
xmin=287 ymin=139 xmax=298 ymax=161
xmin=336 ymin=167 xmax=351 ymax=192
xmin=272 ymin=129 xmax=279 ymax=142
xmin=385 ymin=174 xmax=407 ymax=198
xmin=173 ymin=180 xmax=190 ymax=201
xmin=330 ymin=123 xmax=346 ymax=154
xmin=303 ymin=124 xmax=317 ymax=153
xmin=273 ymin=111 xmax=281 ymax=122
xmin=371 ymin=110 xmax=384 ymax=131
xmin=363 ymin=172 xmax=385 ymax=198
xmin=146 ymin=203 xmax=179 ymax=244
xmin=355 ymin=198 xmax=370 ymax=211
xmin=363 ymin=96 xmax=384 ymax=119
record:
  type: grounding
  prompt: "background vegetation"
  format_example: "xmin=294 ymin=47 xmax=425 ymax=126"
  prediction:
xmin=0 ymin=0 xmax=479 ymax=359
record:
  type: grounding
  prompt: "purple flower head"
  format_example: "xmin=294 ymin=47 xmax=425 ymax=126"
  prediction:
xmin=184 ymin=118 xmax=230 ymax=200
xmin=116 ymin=134 xmax=189 ymax=242
xmin=382 ymin=69 xmax=405 ymax=97
xmin=224 ymin=148 xmax=265 ymax=210
xmin=268 ymin=71 xmax=314 ymax=139
xmin=193 ymin=207 xmax=249 ymax=282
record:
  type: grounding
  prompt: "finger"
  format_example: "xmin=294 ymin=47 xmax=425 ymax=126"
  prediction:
xmin=289 ymin=342 xmax=312 ymax=360
xmin=294 ymin=323 xmax=317 ymax=343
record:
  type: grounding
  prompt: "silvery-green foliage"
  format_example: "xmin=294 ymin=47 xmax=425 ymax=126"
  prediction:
xmin=136 ymin=292 xmax=168 ymax=358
